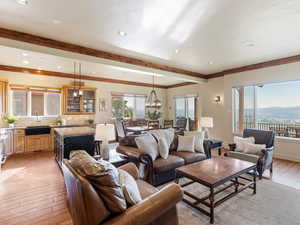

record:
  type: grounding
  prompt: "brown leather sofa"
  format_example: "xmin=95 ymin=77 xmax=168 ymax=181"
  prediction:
xmin=117 ymin=135 xmax=211 ymax=186
xmin=62 ymin=160 xmax=182 ymax=225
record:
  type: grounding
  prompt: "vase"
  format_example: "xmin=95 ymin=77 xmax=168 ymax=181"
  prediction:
xmin=9 ymin=123 xmax=15 ymax=128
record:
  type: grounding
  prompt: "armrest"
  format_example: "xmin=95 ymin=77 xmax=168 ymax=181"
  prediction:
xmin=261 ymin=146 xmax=274 ymax=154
xmin=119 ymin=163 xmax=139 ymax=180
xmin=117 ymin=145 xmax=146 ymax=161
xmin=103 ymin=184 xmax=182 ymax=225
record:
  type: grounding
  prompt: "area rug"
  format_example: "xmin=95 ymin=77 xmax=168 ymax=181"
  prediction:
xmin=161 ymin=179 xmax=300 ymax=225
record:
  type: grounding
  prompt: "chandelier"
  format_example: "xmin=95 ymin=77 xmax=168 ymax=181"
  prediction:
xmin=145 ymin=75 xmax=162 ymax=109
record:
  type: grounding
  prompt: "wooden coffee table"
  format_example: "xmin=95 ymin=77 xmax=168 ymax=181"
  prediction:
xmin=175 ymin=157 xmax=257 ymax=224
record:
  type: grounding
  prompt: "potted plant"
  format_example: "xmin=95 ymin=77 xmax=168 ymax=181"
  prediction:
xmin=56 ymin=119 xmax=63 ymax=126
xmin=147 ymin=110 xmax=161 ymax=120
xmin=88 ymin=119 xmax=94 ymax=126
xmin=3 ymin=114 xmax=18 ymax=128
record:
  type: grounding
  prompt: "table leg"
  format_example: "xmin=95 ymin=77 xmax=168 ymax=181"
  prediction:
xmin=209 ymin=187 xmax=215 ymax=224
xmin=175 ymin=177 xmax=180 ymax=184
xmin=218 ymin=148 xmax=221 ymax=156
xmin=253 ymin=168 xmax=257 ymax=194
xmin=234 ymin=177 xmax=239 ymax=193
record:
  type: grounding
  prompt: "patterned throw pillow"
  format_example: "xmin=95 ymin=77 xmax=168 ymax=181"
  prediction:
xmin=233 ymin=136 xmax=255 ymax=152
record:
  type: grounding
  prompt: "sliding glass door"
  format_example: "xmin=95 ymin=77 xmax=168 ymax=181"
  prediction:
xmin=174 ymin=96 xmax=197 ymax=131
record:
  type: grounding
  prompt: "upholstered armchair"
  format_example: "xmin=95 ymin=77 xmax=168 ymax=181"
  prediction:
xmin=225 ymin=129 xmax=275 ymax=179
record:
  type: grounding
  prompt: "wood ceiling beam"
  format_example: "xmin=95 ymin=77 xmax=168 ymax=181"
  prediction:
xmin=166 ymin=82 xmax=197 ymax=89
xmin=207 ymin=54 xmax=300 ymax=79
xmin=0 ymin=27 xmax=206 ymax=79
xmin=0 ymin=65 xmax=169 ymax=89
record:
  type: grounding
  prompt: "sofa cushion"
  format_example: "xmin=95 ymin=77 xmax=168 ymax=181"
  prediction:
xmin=172 ymin=151 xmax=207 ymax=164
xmin=153 ymin=155 xmax=185 ymax=173
xmin=226 ymin=151 xmax=260 ymax=164
xmin=69 ymin=150 xmax=127 ymax=213
xmin=136 ymin=179 xmax=158 ymax=199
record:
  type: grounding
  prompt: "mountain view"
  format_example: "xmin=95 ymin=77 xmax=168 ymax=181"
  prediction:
xmin=246 ymin=106 xmax=300 ymax=124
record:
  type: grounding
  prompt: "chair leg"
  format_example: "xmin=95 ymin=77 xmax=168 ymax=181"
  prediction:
xmin=270 ymin=162 xmax=273 ymax=177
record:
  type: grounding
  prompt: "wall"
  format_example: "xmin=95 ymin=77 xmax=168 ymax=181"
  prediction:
xmin=166 ymin=77 xmax=225 ymax=139
xmin=222 ymin=62 xmax=300 ymax=162
xmin=0 ymin=71 xmax=167 ymax=127
xmin=166 ymin=62 xmax=300 ymax=162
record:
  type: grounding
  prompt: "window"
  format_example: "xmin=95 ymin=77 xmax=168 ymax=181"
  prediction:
xmin=31 ymin=92 xmax=44 ymax=116
xmin=11 ymin=86 xmax=61 ymax=117
xmin=12 ymin=91 xmax=28 ymax=116
xmin=232 ymin=81 xmax=300 ymax=138
xmin=112 ymin=94 xmax=146 ymax=119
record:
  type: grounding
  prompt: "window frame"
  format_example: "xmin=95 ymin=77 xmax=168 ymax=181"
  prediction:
xmin=10 ymin=88 xmax=61 ymax=118
xmin=111 ymin=93 xmax=146 ymax=119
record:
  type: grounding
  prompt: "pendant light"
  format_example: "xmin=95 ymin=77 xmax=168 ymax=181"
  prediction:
xmin=145 ymin=75 xmax=162 ymax=109
xmin=78 ymin=63 xmax=83 ymax=96
xmin=73 ymin=62 xmax=78 ymax=97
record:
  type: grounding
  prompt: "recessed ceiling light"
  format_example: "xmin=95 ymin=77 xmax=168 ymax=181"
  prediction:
xmin=244 ymin=41 xmax=255 ymax=47
xmin=16 ymin=0 xmax=28 ymax=5
xmin=208 ymin=61 xmax=213 ymax=65
xmin=52 ymin=19 xmax=61 ymax=25
xmin=91 ymin=72 xmax=96 ymax=75
xmin=118 ymin=31 xmax=127 ymax=37
xmin=22 ymin=52 xmax=28 ymax=57
xmin=175 ymin=49 xmax=179 ymax=54
xmin=22 ymin=60 xmax=29 ymax=65
xmin=57 ymin=66 xmax=62 ymax=69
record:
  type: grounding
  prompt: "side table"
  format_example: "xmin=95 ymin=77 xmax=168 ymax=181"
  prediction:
xmin=209 ymin=139 xmax=223 ymax=156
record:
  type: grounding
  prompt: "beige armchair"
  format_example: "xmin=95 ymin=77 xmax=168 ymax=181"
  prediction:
xmin=62 ymin=160 xmax=182 ymax=225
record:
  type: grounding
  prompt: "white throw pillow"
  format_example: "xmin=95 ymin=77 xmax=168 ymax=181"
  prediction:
xmin=135 ymin=134 xmax=158 ymax=161
xmin=158 ymin=137 xmax=169 ymax=159
xmin=149 ymin=128 xmax=175 ymax=148
xmin=177 ymin=135 xmax=195 ymax=152
xmin=244 ymin=143 xmax=266 ymax=155
xmin=118 ymin=169 xmax=142 ymax=205
xmin=233 ymin=136 xmax=255 ymax=152
xmin=184 ymin=131 xmax=205 ymax=153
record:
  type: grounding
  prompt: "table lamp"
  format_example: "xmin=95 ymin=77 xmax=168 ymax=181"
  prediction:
xmin=201 ymin=117 xmax=213 ymax=139
xmin=95 ymin=123 xmax=115 ymax=160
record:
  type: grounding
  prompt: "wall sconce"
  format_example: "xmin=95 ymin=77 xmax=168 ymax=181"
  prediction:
xmin=214 ymin=96 xmax=221 ymax=103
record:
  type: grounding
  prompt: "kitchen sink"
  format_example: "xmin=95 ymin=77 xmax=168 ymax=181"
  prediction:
xmin=25 ymin=126 xmax=51 ymax=136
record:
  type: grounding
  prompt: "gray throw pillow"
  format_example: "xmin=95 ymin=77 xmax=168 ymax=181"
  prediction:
xmin=118 ymin=169 xmax=142 ymax=205
xmin=69 ymin=150 xmax=127 ymax=213
xmin=135 ymin=134 xmax=159 ymax=161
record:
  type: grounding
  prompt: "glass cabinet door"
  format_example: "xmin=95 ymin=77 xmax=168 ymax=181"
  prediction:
xmin=82 ymin=90 xmax=95 ymax=113
xmin=66 ymin=89 xmax=81 ymax=113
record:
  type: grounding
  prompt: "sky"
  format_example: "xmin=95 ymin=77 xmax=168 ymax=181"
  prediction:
xmin=244 ymin=80 xmax=300 ymax=108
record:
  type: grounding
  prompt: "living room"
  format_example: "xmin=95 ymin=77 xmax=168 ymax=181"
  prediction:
xmin=1 ymin=1 xmax=300 ymax=225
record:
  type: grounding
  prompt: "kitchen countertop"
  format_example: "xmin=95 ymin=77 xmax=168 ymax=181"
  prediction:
xmin=54 ymin=126 xmax=95 ymax=137
xmin=2 ymin=124 xmax=90 ymax=130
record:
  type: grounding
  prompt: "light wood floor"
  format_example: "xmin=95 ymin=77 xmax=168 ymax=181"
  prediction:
xmin=1 ymin=151 xmax=300 ymax=225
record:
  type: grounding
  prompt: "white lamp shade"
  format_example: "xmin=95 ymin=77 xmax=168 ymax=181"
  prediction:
xmin=201 ymin=117 xmax=213 ymax=128
xmin=95 ymin=124 xmax=115 ymax=142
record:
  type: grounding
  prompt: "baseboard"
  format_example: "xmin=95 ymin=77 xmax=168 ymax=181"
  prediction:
xmin=274 ymin=153 xmax=300 ymax=163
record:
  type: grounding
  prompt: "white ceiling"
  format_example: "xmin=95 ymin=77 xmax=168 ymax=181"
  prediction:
xmin=0 ymin=45 xmax=189 ymax=85
xmin=0 ymin=0 xmax=300 ymax=75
